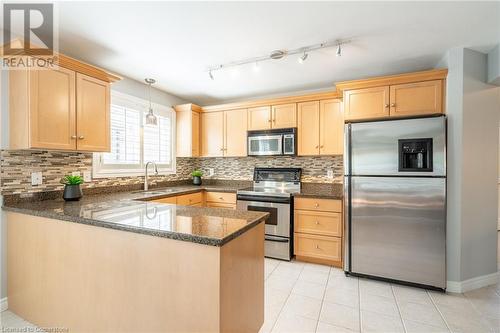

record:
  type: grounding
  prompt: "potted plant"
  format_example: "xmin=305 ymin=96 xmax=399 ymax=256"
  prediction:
xmin=60 ymin=175 xmax=84 ymax=201
xmin=191 ymin=170 xmax=203 ymax=186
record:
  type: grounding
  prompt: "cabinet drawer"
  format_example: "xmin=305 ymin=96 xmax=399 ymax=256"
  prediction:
xmin=176 ymin=192 xmax=203 ymax=206
xmin=205 ymin=191 xmax=236 ymax=204
xmin=152 ymin=196 xmax=177 ymax=204
xmin=294 ymin=197 xmax=342 ymax=212
xmin=294 ymin=233 xmax=342 ymax=262
xmin=206 ymin=202 xmax=235 ymax=209
xmin=295 ymin=210 xmax=342 ymax=237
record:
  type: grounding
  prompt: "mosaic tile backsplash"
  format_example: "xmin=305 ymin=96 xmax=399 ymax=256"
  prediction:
xmin=0 ymin=150 xmax=343 ymax=195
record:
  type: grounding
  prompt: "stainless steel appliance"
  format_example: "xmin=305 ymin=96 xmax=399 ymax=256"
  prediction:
xmin=247 ymin=128 xmax=296 ymax=156
xmin=237 ymin=168 xmax=301 ymax=260
xmin=344 ymin=115 xmax=446 ymax=290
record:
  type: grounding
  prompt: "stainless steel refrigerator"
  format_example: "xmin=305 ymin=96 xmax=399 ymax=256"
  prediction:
xmin=343 ymin=116 xmax=446 ymax=290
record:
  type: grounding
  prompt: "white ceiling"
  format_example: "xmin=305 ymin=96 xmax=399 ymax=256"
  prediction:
xmin=57 ymin=1 xmax=500 ymax=105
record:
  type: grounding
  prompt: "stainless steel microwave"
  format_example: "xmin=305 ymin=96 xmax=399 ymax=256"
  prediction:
xmin=247 ymin=128 xmax=296 ymax=156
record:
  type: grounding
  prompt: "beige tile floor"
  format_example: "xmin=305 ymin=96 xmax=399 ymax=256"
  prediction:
xmin=1 ymin=258 xmax=499 ymax=333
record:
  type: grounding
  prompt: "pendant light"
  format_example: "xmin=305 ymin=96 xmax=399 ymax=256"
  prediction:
xmin=145 ymin=78 xmax=157 ymax=126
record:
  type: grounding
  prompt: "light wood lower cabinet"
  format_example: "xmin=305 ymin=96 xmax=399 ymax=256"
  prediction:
xmin=9 ymin=67 xmax=111 ymax=151
xmin=205 ymin=192 xmax=236 ymax=209
xmin=294 ymin=197 xmax=343 ymax=267
xmin=151 ymin=191 xmax=236 ymax=209
xmin=174 ymin=192 xmax=203 ymax=206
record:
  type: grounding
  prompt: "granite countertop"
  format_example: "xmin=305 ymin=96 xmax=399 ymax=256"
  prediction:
xmin=295 ymin=182 xmax=344 ymax=199
xmin=2 ymin=183 xmax=267 ymax=247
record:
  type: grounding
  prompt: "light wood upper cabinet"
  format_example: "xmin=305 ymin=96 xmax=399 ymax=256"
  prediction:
xmin=343 ymin=86 xmax=390 ymax=121
xmin=175 ymin=104 xmax=201 ymax=157
xmin=76 ymin=73 xmax=110 ymax=152
xmin=297 ymin=101 xmax=320 ymax=156
xmin=27 ymin=67 xmax=77 ymax=150
xmin=224 ymin=109 xmax=248 ymax=157
xmin=9 ymin=61 xmax=116 ymax=151
xmin=201 ymin=112 xmax=224 ymax=157
xmin=320 ymin=99 xmax=343 ymax=155
xmin=389 ymin=80 xmax=443 ymax=117
xmin=247 ymin=106 xmax=271 ymax=130
xmin=272 ymin=103 xmax=297 ymax=129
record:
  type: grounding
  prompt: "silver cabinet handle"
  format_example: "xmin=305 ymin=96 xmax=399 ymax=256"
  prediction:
xmin=391 ymin=103 xmax=396 ymax=107
xmin=385 ymin=104 xmax=389 ymax=108
xmin=315 ymin=203 xmax=319 ymax=208
xmin=315 ymin=221 xmax=320 ymax=225
xmin=315 ymin=244 xmax=320 ymax=249
xmin=78 ymin=136 xmax=84 ymax=140
xmin=320 ymin=145 xmax=324 ymax=148
xmin=71 ymin=135 xmax=77 ymax=139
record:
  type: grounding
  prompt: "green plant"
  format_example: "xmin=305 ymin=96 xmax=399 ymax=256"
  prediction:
xmin=191 ymin=170 xmax=203 ymax=177
xmin=60 ymin=175 xmax=84 ymax=185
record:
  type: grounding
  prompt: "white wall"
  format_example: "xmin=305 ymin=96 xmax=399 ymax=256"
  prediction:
xmin=488 ymin=44 xmax=500 ymax=85
xmin=439 ymin=47 xmax=500 ymax=287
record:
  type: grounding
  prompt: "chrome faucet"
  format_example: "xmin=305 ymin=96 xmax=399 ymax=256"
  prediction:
xmin=144 ymin=161 xmax=158 ymax=191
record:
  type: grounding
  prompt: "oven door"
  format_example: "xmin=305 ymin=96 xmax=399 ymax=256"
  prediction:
xmin=236 ymin=196 xmax=290 ymax=238
xmin=248 ymin=135 xmax=283 ymax=156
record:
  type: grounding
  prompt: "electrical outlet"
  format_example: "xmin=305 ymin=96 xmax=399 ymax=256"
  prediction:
xmin=83 ymin=171 xmax=92 ymax=182
xmin=327 ymin=169 xmax=334 ymax=179
xmin=71 ymin=171 xmax=80 ymax=176
xmin=208 ymin=168 xmax=215 ymax=177
xmin=31 ymin=172 xmax=42 ymax=186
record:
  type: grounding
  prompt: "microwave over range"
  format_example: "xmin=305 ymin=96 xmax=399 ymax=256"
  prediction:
xmin=247 ymin=128 xmax=296 ymax=156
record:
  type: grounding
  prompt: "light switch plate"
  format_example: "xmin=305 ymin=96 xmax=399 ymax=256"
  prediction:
xmin=327 ymin=169 xmax=334 ymax=179
xmin=208 ymin=168 xmax=215 ymax=177
xmin=31 ymin=172 xmax=42 ymax=186
xmin=83 ymin=171 xmax=92 ymax=182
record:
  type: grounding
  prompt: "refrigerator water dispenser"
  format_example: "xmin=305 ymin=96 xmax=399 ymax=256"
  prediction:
xmin=398 ymin=138 xmax=433 ymax=172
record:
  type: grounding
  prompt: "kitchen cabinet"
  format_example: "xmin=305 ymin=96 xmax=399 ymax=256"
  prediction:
xmin=248 ymin=104 xmax=297 ymax=130
xmin=205 ymin=192 xmax=236 ymax=209
xmin=344 ymin=86 xmax=390 ymax=121
xmin=247 ymin=106 xmax=271 ymax=130
xmin=294 ymin=197 xmax=343 ymax=267
xmin=201 ymin=109 xmax=247 ymax=157
xmin=9 ymin=63 xmax=115 ymax=151
xmin=271 ymin=103 xmax=297 ymax=129
xmin=176 ymin=192 xmax=203 ymax=206
xmin=175 ymin=103 xmax=201 ymax=157
xmin=338 ymin=69 xmax=447 ymax=121
xmin=297 ymin=101 xmax=320 ymax=156
xmin=201 ymin=112 xmax=224 ymax=157
xmin=389 ymin=80 xmax=443 ymax=117
xmin=297 ymin=99 xmax=343 ymax=156
xmin=75 ymin=73 xmax=110 ymax=152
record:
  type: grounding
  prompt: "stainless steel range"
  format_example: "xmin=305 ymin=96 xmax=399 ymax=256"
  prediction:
xmin=237 ymin=168 xmax=301 ymax=260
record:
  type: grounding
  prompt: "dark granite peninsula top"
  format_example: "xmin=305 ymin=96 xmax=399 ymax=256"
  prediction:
xmin=294 ymin=183 xmax=344 ymax=200
xmin=3 ymin=184 xmax=266 ymax=247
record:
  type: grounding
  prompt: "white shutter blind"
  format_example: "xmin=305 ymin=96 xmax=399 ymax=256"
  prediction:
xmin=103 ymin=105 xmax=141 ymax=164
xmin=143 ymin=115 xmax=172 ymax=164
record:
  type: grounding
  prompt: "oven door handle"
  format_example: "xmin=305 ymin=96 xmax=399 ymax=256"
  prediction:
xmin=265 ymin=235 xmax=289 ymax=243
xmin=237 ymin=195 xmax=291 ymax=204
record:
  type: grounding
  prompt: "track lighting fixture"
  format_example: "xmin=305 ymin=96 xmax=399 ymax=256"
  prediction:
xmin=298 ymin=51 xmax=308 ymax=64
xmin=206 ymin=38 xmax=351 ymax=78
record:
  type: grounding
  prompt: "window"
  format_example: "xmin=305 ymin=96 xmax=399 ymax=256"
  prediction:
xmin=93 ymin=92 xmax=176 ymax=177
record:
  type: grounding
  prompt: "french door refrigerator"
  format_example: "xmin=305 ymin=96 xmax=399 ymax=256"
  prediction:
xmin=343 ymin=116 xmax=446 ymax=290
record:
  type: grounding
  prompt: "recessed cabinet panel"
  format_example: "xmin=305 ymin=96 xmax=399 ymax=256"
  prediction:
xmin=344 ymin=86 xmax=390 ymax=121
xmin=29 ymin=68 xmax=77 ymax=150
xmin=390 ymin=80 xmax=443 ymax=117
xmin=248 ymin=106 xmax=271 ymax=130
xmin=224 ymin=109 xmax=247 ymax=157
xmin=76 ymin=73 xmax=110 ymax=152
xmin=201 ymin=112 xmax=224 ymax=157
xmin=297 ymin=101 xmax=320 ymax=156
xmin=272 ymin=103 xmax=296 ymax=129
xmin=320 ymin=99 xmax=343 ymax=155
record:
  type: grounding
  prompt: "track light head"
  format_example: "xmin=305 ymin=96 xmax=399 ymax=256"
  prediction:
xmin=298 ymin=52 xmax=308 ymax=64
xmin=208 ymin=70 xmax=214 ymax=80
xmin=336 ymin=44 xmax=342 ymax=57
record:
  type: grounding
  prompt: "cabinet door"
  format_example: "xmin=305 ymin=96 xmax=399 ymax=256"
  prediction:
xmin=176 ymin=110 xmax=191 ymax=157
xmin=297 ymin=101 xmax=320 ymax=156
xmin=320 ymin=99 xmax=343 ymax=155
xmin=224 ymin=109 xmax=247 ymax=157
xmin=76 ymin=73 xmax=110 ymax=152
xmin=390 ymin=80 xmax=443 ymax=117
xmin=343 ymin=86 xmax=390 ymax=121
xmin=247 ymin=106 xmax=271 ymax=130
xmin=191 ymin=111 xmax=200 ymax=157
xmin=29 ymin=67 xmax=77 ymax=150
xmin=272 ymin=103 xmax=297 ymax=129
xmin=201 ymin=112 xmax=224 ymax=157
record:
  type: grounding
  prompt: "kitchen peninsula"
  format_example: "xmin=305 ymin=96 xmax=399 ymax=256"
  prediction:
xmin=3 ymin=188 xmax=268 ymax=333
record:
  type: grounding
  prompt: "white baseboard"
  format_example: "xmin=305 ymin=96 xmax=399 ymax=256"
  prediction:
xmin=447 ymin=272 xmax=500 ymax=293
xmin=0 ymin=297 xmax=7 ymax=312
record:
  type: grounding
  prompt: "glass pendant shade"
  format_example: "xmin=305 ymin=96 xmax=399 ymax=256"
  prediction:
xmin=145 ymin=78 xmax=157 ymax=126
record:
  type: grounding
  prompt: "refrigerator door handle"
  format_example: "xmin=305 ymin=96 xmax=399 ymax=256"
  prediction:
xmin=344 ymin=123 xmax=351 ymax=176
xmin=343 ymin=176 xmax=351 ymax=272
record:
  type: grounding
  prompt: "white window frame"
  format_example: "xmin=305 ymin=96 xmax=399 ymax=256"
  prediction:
xmin=93 ymin=91 xmax=176 ymax=178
